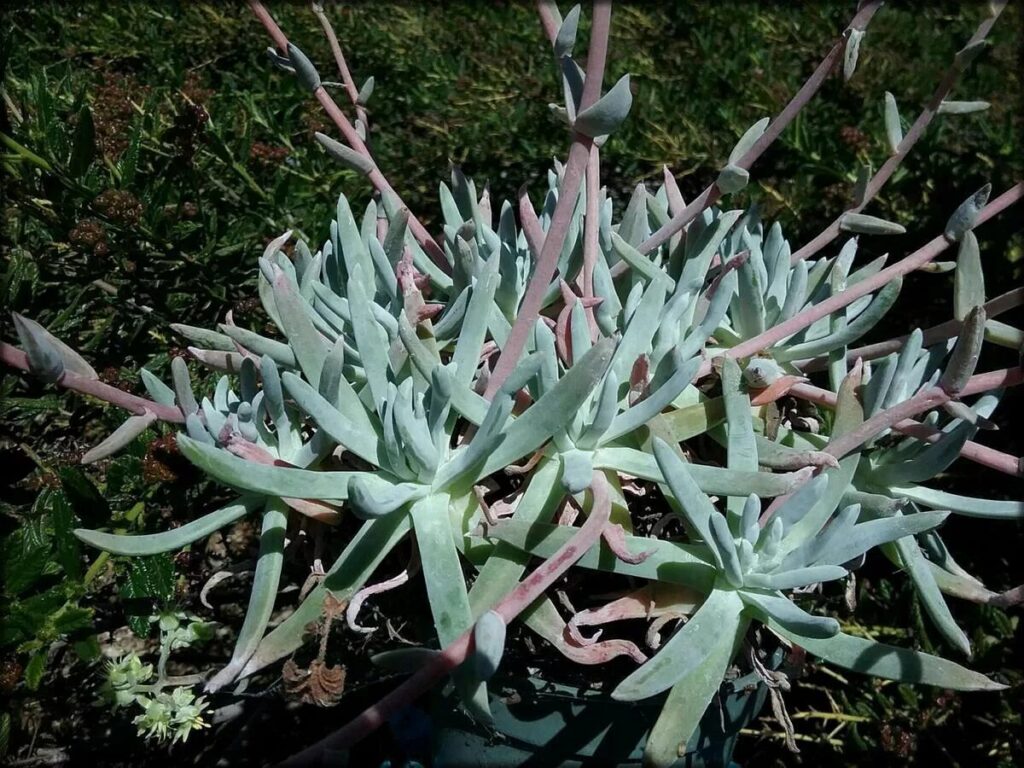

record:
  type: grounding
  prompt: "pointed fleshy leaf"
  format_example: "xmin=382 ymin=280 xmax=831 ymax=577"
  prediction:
xmin=886 ymin=484 xmax=1023 ymax=519
xmin=315 ymin=132 xmax=374 ymax=175
xmin=938 ymin=100 xmax=990 ymax=115
xmin=767 ymin=622 xmax=1003 ymax=691
xmin=612 ymin=588 xmax=746 ymax=701
xmin=553 ymin=4 xmax=580 ymax=58
xmin=883 ymin=92 xmax=903 ymax=153
xmin=953 ymin=231 xmax=984 ymax=321
xmin=573 ymin=74 xmax=632 ymax=138
xmin=944 ymin=184 xmax=991 ymax=242
xmin=81 ymin=411 xmax=157 ymax=464
xmin=12 ymin=313 xmax=64 ymax=383
xmin=741 ymin=590 xmax=840 ymax=639
xmin=839 ymin=212 xmax=906 ymax=236
xmin=843 ymin=28 xmax=864 ymax=81
xmin=75 ymin=496 xmax=261 ymax=556
xmin=287 ymin=42 xmax=321 ymax=92
xmin=939 ymin=306 xmax=986 ymax=396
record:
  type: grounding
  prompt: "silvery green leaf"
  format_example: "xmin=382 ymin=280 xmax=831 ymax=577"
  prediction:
xmin=356 ymin=76 xmax=375 ymax=105
xmin=371 ymin=647 xmax=440 ymax=675
xmin=478 ymin=338 xmax=615 ymax=478
xmin=768 ymin=622 xmax=1003 ymax=691
xmin=716 ymin=164 xmax=749 ymax=194
xmin=317 ymin=337 xmax=346 ymax=408
xmin=852 ymin=163 xmax=872 ymax=207
xmin=594 ymin=446 xmax=811 ymax=499
xmin=891 ymin=533 xmax=970 ymax=655
xmin=219 ymin=324 xmax=297 ymax=368
xmin=13 ymin=314 xmax=96 ymax=379
xmin=775 ymin=277 xmax=901 ymax=361
xmin=603 ymin=355 xmax=700 ymax=444
xmin=745 ymin=566 xmax=847 ymax=591
xmin=553 ymin=4 xmax=580 ymax=58
xmin=282 ymin=371 xmax=382 ymax=466
xmin=176 ymin=433 xmax=357 ymax=500
xmin=271 ymin=270 xmax=327 ymax=385
xmin=740 ymin=590 xmax=840 ymax=639
xmin=242 ymin=514 xmax=411 ymax=676
xmin=470 ymin=611 xmax=506 ymax=681
xmin=611 ymin=232 xmax=673 ymax=288
xmin=727 ymin=117 xmax=769 ymax=164
xmin=171 ymin=356 xmax=198 ymax=415
xmin=608 ymin=280 xmax=666 ymax=381
xmin=207 ymin=499 xmax=288 ymax=691
xmin=185 ymin=412 xmax=213 ymax=444
xmin=346 ymin=266 xmax=390 ymax=411
xmin=612 ymin=588 xmax=746 ymax=701
xmin=953 ymin=231 xmax=984 ymax=320
xmin=12 ymin=313 xmax=65 ymax=383
xmin=452 ymin=254 xmax=500 ymax=386
xmin=939 ymin=305 xmax=986 ymax=396
xmin=886 ymin=483 xmax=1023 ymax=519
xmin=643 ymin=615 xmax=746 ymax=767
xmin=393 ymin=379 xmax=439 ymax=475
xmin=742 ymin=358 xmax=784 ymax=388
xmin=560 ymin=448 xmax=594 ymax=494
xmin=383 ymin=207 xmax=410 ymax=267
xmin=141 ymin=368 xmax=176 ymax=407
xmin=573 ymin=74 xmax=632 ymax=138
xmin=883 ymin=92 xmax=903 ymax=153
xmin=81 ymin=411 xmax=157 ymax=464
xmin=944 ymin=184 xmax=991 ymax=242
xmin=843 ymin=28 xmax=864 ymax=81
xmin=75 ymin=496 xmax=261 ymax=556
xmin=576 ymin=370 xmax=618 ymax=449
xmin=839 ymin=212 xmax=906 ymax=236
xmin=953 ymin=39 xmax=988 ymax=71
xmin=188 ymin=347 xmax=246 ymax=373
xmin=941 ymin=399 xmax=997 ymax=430
xmin=170 ymin=323 xmax=234 ymax=352
xmin=349 ymin=475 xmax=427 ymax=518
xmin=937 ymin=100 xmax=990 ymax=115
xmin=741 ymin=495 xmax=761 ymax=545
xmin=314 ymin=132 xmax=375 ymax=175
xmin=286 ymin=42 xmax=321 ymax=92
xmin=652 ymin=438 xmax=725 ymax=569
xmin=708 ymin=514 xmax=743 ymax=587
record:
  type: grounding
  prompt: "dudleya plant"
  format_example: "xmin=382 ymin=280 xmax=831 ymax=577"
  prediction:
xmin=2 ymin=1 xmax=1022 ymax=765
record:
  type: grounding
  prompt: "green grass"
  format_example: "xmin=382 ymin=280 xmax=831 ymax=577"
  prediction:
xmin=1 ymin=2 xmax=1021 ymax=765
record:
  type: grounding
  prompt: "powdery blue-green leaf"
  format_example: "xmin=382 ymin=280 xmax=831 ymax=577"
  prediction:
xmin=652 ymin=437 xmax=724 ymax=568
xmin=612 ymin=588 xmax=746 ymax=701
xmin=727 ymin=117 xmax=769 ymax=165
xmin=81 ymin=410 xmax=157 ymax=464
xmin=744 ymin=565 xmax=847 ymax=591
xmin=176 ymin=434 xmax=356 ymax=500
xmin=346 ymin=266 xmax=390 ymax=411
xmin=944 ymin=184 xmax=991 ymax=242
xmin=740 ymin=589 xmax=839 ymax=639
xmin=573 ymin=74 xmax=632 ymax=138
xmin=470 ymin=610 xmax=506 ymax=681
xmin=356 ymin=76 xmax=375 ymax=105
xmin=716 ymin=164 xmax=749 ymax=194
xmin=938 ymin=100 xmax=991 ymax=115
xmin=884 ymin=92 xmax=903 ymax=153
xmin=553 ymin=4 xmax=580 ymax=58
xmin=170 ymin=323 xmax=235 ymax=351
xmin=815 ymin=510 xmax=949 ymax=566
xmin=371 ymin=647 xmax=440 ymax=675
xmin=12 ymin=313 xmax=65 ymax=383
xmin=171 ymin=356 xmax=198 ymax=415
xmin=843 ymin=28 xmax=864 ymax=81
xmin=348 ymin=475 xmax=427 ymax=518
xmin=642 ymin=605 xmax=747 ymax=767
xmin=478 ymin=338 xmax=614 ymax=477
xmin=140 ymin=368 xmax=176 ymax=407
xmin=767 ymin=621 xmax=1003 ymax=691
xmin=242 ymin=513 xmax=411 ymax=676
xmin=219 ymin=324 xmax=297 ymax=368
xmin=954 ymin=231 xmax=984 ymax=320
xmin=603 ymin=355 xmax=700 ymax=444
xmin=954 ymin=39 xmax=988 ymax=70
xmin=891 ymin=533 xmax=970 ymax=656
xmin=206 ymin=499 xmax=288 ymax=691
xmin=74 ymin=496 xmax=261 ymax=555
xmin=287 ymin=42 xmax=321 ymax=92
xmin=839 ymin=212 xmax=906 ymax=236
xmin=885 ymin=483 xmax=1023 ymax=519
xmin=939 ymin=305 xmax=986 ymax=396
xmin=314 ymin=132 xmax=375 ymax=175
xmin=272 ymin=269 xmax=326 ymax=385
xmin=282 ymin=372 xmax=381 ymax=466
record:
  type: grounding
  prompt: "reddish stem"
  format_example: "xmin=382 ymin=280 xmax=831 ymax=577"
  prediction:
xmin=484 ymin=1 xmax=612 ymax=398
xmin=797 ymin=287 xmax=1024 ymax=372
xmin=311 ymin=1 xmax=369 ymax=130
xmin=790 ymin=3 xmax=1007 ymax=264
xmin=717 ymin=183 xmax=1023 ymax=368
xmin=249 ymin=0 xmax=449 ymax=273
xmin=1 ymin=342 xmax=184 ymax=423
xmin=631 ymin=0 xmax=883 ymax=260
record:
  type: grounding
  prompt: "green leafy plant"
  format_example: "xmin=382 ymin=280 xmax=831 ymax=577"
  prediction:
xmin=2 ymin=1 xmax=1021 ymax=765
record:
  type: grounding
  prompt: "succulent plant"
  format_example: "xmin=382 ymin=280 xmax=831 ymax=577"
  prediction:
xmin=2 ymin=1 xmax=1021 ymax=765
